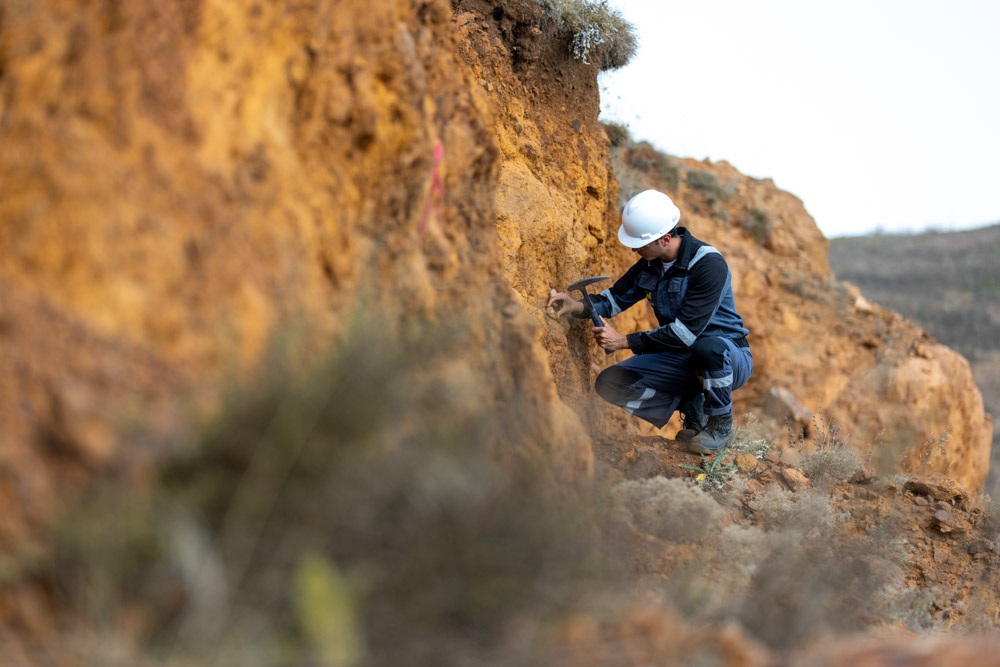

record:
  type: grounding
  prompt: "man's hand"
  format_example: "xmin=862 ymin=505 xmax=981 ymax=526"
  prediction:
xmin=547 ymin=289 xmax=584 ymax=318
xmin=592 ymin=317 xmax=629 ymax=351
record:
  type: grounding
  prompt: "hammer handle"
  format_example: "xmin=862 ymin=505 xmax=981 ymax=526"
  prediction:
xmin=583 ymin=293 xmax=602 ymax=327
xmin=582 ymin=293 xmax=614 ymax=355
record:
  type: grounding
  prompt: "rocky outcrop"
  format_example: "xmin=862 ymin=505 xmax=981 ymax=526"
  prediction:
xmin=1 ymin=0 xmax=990 ymax=553
xmin=0 ymin=0 xmax=594 ymax=549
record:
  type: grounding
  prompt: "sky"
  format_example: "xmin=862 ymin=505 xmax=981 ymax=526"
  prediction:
xmin=597 ymin=0 xmax=1000 ymax=238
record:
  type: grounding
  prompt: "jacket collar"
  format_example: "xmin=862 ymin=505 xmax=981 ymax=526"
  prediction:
xmin=637 ymin=227 xmax=700 ymax=272
xmin=673 ymin=227 xmax=699 ymax=271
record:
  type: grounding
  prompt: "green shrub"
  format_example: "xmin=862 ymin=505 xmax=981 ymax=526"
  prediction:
xmin=601 ymin=121 xmax=631 ymax=147
xmin=685 ymin=169 xmax=732 ymax=205
xmin=742 ymin=207 xmax=772 ymax=246
xmin=625 ymin=143 xmax=681 ymax=192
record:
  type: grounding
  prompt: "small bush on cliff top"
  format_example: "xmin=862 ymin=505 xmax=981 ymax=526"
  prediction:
xmin=601 ymin=121 xmax=631 ymax=147
xmin=539 ymin=0 xmax=637 ymax=70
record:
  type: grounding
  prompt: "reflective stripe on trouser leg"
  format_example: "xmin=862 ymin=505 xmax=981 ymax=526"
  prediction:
xmin=625 ymin=387 xmax=657 ymax=413
xmin=594 ymin=352 xmax=700 ymax=429
xmin=690 ymin=337 xmax=753 ymax=416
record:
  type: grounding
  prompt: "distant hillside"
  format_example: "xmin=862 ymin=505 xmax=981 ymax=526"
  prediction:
xmin=829 ymin=224 xmax=1000 ymax=487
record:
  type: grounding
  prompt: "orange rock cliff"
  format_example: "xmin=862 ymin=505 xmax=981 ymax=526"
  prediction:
xmin=0 ymin=0 xmax=992 ymax=557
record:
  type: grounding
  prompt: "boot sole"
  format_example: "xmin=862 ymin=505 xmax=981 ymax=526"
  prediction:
xmin=675 ymin=428 xmax=698 ymax=443
xmin=686 ymin=440 xmax=725 ymax=455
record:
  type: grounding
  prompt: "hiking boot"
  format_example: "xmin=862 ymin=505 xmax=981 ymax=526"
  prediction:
xmin=687 ymin=413 xmax=734 ymax=454
xmin=675 ymin=394 xmax=707 ymax=442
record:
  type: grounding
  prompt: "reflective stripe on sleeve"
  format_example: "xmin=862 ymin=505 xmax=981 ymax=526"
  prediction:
xmin=599 ymin=288 xmax=622 ymax=317
xmin=703 ymin=375 xmax=733 ymax=389
xmin=669 ymin=319 xmax=697 ymax=347
xmin=688 ymin=246 xmax=721 ymax=269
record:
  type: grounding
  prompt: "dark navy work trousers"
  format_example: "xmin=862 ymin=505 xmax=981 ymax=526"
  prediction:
xmin=594 ymin=337 xmax=752 ymax=429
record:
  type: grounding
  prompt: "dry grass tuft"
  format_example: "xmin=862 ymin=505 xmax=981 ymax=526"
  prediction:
xmin=802 ymin=442 xmax=864 ymax=483
xmin=792 ymin=402 xmax=864 ymax=483
xmin=538 ymin=0 xmax=637 ymax=70
xmin=748 ymin=487 xmax=845 ymax=533
xmin=41 ymin=320 xmax=623 ymax=665
xmin=612 ymin=477 xmax=723 ymax=542
xmin=730 ymin=412 xmax=773 ymax=458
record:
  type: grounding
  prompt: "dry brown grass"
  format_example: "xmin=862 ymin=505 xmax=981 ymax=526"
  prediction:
xmin=611 ymin=477 xmax=723 ymax=542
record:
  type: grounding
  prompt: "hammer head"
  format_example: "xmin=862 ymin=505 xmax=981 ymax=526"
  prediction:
xmin=567 ymin=275 xmax=609 ymax=296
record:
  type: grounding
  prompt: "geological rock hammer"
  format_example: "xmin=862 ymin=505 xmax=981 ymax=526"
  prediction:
xmin=567 ymin=275 xmax=612 ymax=354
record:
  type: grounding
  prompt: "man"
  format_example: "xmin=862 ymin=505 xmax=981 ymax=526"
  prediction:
xmin=547 ymin=189 xmax=752 ymax=453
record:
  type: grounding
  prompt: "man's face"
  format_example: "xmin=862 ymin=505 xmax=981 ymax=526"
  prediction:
xmin=634 ymin=234 xmax=669 ymax=261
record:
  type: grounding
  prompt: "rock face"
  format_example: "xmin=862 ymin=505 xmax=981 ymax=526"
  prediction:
xmin=0 ymin=0 xmax=990 ymax=558
xmin=0 ymin=0 xmax=595 ymax=548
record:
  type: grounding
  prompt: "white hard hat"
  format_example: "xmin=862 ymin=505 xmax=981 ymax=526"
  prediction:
xmin=618 ymin=190 xmax=681 ymax=248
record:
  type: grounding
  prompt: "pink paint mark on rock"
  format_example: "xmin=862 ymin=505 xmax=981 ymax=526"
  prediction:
xmin=418 ymin=139 xmax=444 ymax=235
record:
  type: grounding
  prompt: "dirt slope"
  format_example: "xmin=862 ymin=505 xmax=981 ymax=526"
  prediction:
xmin=648 ymin=159 xmax=993 ymax=490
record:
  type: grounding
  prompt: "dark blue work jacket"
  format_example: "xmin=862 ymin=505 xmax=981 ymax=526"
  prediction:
xmin=581 ymin=227 xmax=749 ymax=354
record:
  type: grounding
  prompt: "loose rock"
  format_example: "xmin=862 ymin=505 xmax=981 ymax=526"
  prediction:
xmin=931 ymin=509 xmax=971 ymax=535
xmin=625 ymin=448 xmax=669 ymax=481
xmin=906 ymin=474 xmax=969 ymax=508
xmin=781 ymin=467 xmax=810 ymax=489
xmin=850 ymin=469 xmax=877 ymax=485
xmin=736 ymin=453 xmax=759 ymax=472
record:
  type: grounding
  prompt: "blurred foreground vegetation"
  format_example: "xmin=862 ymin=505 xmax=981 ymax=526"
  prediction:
xmin=34 ymin=317 xmax=997 ymax=665
xmin=44 ymin=320 xmax=619 ymax=665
